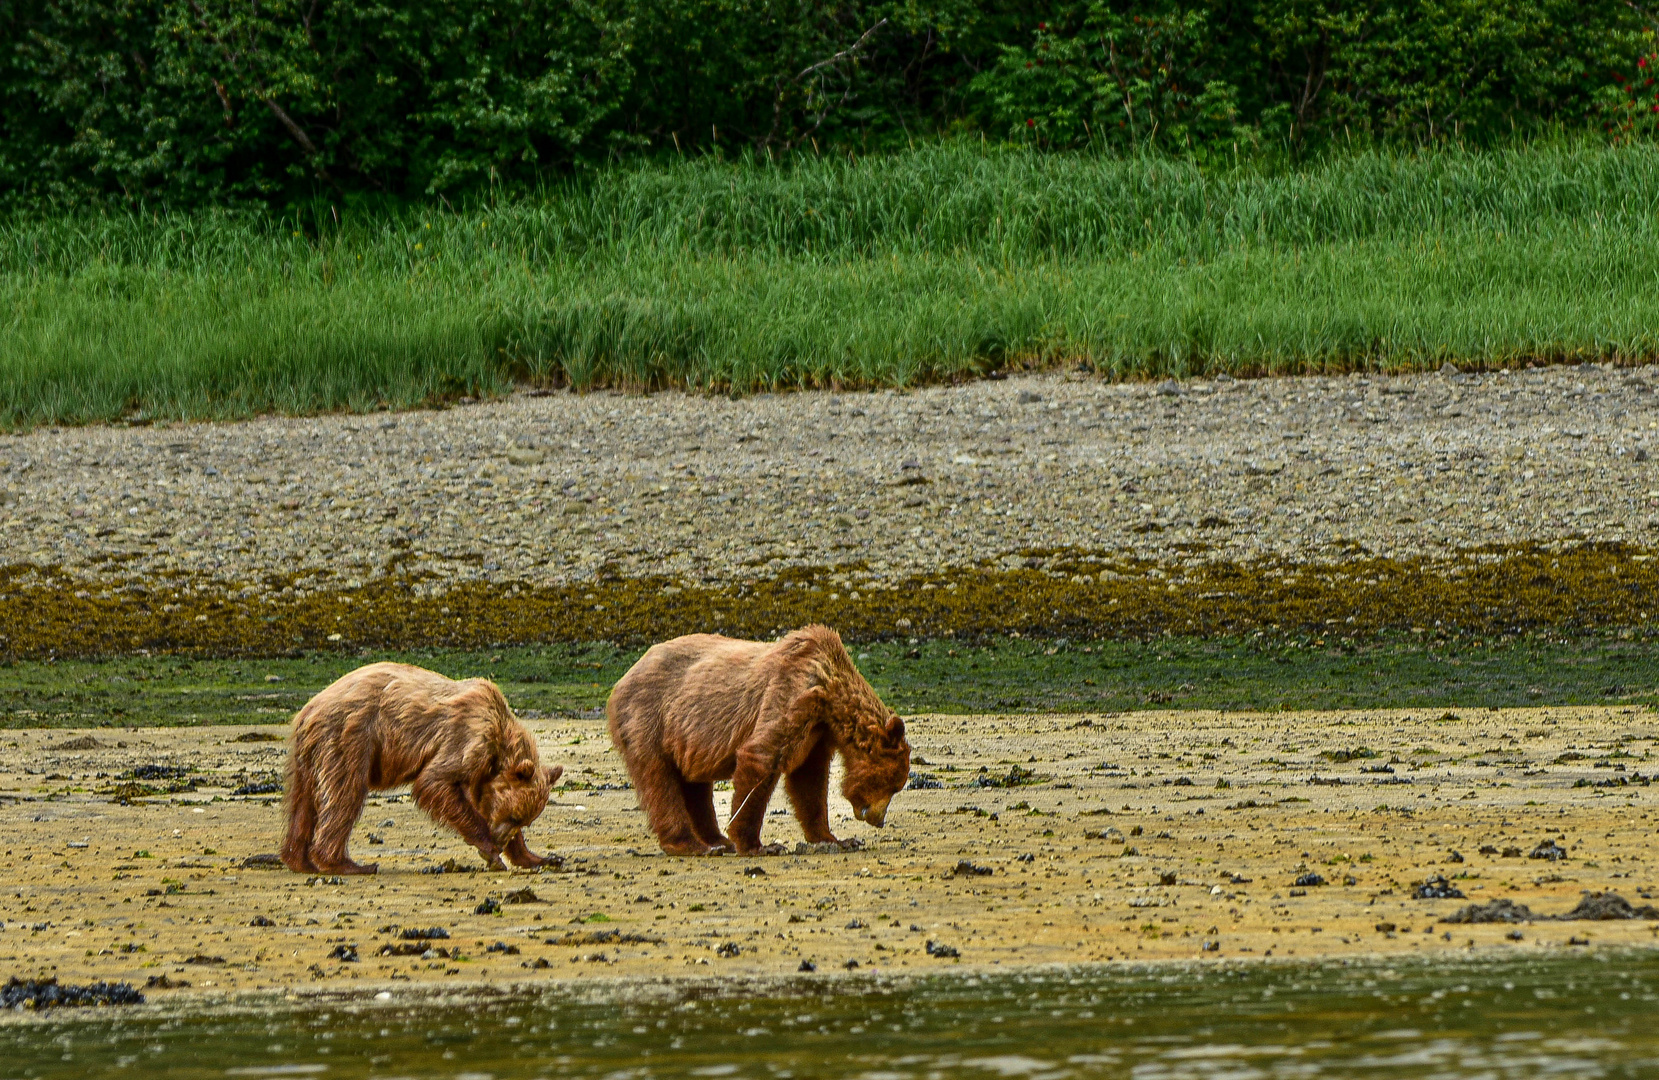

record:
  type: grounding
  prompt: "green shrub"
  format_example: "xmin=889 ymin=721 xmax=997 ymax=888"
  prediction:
xmin=0 ymin=0 xmax=1648 ymax=211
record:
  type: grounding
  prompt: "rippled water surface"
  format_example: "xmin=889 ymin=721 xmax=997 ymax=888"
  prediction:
xmin=4 ymin=954 xmax=1657 ymax=1079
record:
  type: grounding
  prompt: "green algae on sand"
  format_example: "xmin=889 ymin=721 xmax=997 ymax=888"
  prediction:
xmin=3 ymin=632 xmax=1655 ymax=730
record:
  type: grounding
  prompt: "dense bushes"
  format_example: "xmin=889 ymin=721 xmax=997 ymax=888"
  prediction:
xmin=974 ymin=1 xmax=1653 ymax=152
xmin=0 ymin=0 xmax=629 ymax=207
xmin=0 ymin=0 xmax=1652 ymax=209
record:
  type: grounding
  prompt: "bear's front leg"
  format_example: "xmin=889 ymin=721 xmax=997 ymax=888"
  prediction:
xmin=415 ymin=775 xmax=507 ymax=870
xmin=785 ymin=736 xmax=841 ymax=846
xmin=727 ymin=745 xmax=782 ymax=855
xmin=503 ymin=830 xmax=556 ymax=869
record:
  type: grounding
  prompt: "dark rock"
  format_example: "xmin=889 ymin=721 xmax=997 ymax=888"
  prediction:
xmin=485 ymin=941 xmax=520 ymax=954
xmin=422 ymin=858 xmax=478 ymax=874
xmin=127 ymin=764 xmax=188 ymax=781
xmin=1320 ymin=747 xmax=1378 ymax=763
xmin=971 ymin=764 xmax=1044 ymax=788
xmin=544 ymin=929 xmax=664 ymax=946
xmin=232 ymin=781 xmax=282 ymax=796
xmin=1528 ymin=840 xmax=1568 ymax=861
xmin=248 ymin=915 xmax=275 ymax=927
xmin=502 ymin=887 xmax=541 ymax=904
xmin=715 ymin=942 xmax=741 ymax=957
xmin=377 ymin=943 xmax=449 ymax=957
xmin=795 ymin=838 xmax=863 ymax=855
xmin=1414 ymin=875 xmax=1465 ymax=900
xmin=1293 ymin=873 xmax=1325 ymax=888
xmin=1442 ymin=898 xmax=1535 ymax=924
xmin=48 ymin=736 xmax=107 ymax=751
xmin=399 ymin=926 xmax=451 ymax=940
xmin=926 ymin=940 xmax=960 ymax=958
xmin=952 ymin=860 xmax=994 ymax=877
xmin=907 ymin=771 xmax=943 ymax=790
xmin=326 ymin=944 xmax=358 ymax=962
xmin=2 ymin=977 xmax=143 ymax=1009
xmin=798 ymin=960 xmax=816 ymax=972
xmin=1557 ymin=892 xmax=1659 ymax=921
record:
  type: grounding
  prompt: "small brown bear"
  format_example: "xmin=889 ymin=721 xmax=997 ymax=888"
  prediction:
xmin=281 ymin=662 xmax=561 ymax=875
xmin=607 ymin=625 xmax=911 ymax=855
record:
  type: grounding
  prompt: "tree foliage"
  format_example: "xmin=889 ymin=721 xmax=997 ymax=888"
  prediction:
xmin=0 ymin=0 xmax=1647 ymax=209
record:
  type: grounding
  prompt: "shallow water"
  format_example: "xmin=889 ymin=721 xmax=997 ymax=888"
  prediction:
xmin=4 ymin=954 xmax=1656 ymax=1079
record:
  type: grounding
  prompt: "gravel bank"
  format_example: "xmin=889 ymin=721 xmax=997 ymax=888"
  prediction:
xmin=2 ymin=365 xmax=1656 ymax=590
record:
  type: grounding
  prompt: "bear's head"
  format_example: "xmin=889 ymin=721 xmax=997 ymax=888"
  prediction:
xmin=840 ymin=710 xmax=911 ymax=829
xmin=481 ymin=759 xmax=561 ymax=851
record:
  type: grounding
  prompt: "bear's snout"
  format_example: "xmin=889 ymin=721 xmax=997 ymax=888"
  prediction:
xmin=857 ymin=794 xmax=893 ymax=828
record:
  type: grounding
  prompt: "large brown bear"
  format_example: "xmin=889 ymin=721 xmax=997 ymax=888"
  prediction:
xmin=607 ymin=625 xmax=911 ymax=855
xmin=281 ymin=662 xmax=561 ymax=875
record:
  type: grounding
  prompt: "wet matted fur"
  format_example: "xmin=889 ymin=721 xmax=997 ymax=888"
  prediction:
xmin=282 ymin=662 xmax=561 ymax=874
xmin=607 ymin=625 xmax=911 ymax=855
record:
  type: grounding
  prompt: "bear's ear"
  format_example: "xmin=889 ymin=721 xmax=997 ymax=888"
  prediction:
xmin=544 ymin=764 xmax=563 ymax=786
xmin=886 ymin=714 xmax=906 ymax=742
xmin=513 ymin=760 xmax=537 ymax=783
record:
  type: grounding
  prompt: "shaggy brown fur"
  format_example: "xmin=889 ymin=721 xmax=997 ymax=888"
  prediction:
xmin=607 ymin=625 xmax=911 ymax=855
xmin=281 ymin=663 xmax=561 ymax=874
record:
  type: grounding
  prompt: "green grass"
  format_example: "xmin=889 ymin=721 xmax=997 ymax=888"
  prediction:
xmin=5 ymin=141 xmax=1659 ymax=428
xmin=5 ymin=635 xmax=1655 ymax=729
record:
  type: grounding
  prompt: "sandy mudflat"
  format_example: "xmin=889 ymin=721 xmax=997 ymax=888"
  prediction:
xmin=3 ymin=706 xmax=1656 ymax=997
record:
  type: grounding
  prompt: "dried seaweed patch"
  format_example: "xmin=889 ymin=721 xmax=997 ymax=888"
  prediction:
xmin=3 ymin=543 xmax=1654 ymax=661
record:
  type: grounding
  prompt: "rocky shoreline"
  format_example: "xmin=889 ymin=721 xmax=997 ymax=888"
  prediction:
xmin=1 ymin=365 xmax=1655 ymax=599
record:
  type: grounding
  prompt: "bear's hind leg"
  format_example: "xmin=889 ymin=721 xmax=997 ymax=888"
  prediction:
xmin=308 ymin=739 xmax=377 ymax=875
xmin=281 ymin=745 xmax=323 ymax=873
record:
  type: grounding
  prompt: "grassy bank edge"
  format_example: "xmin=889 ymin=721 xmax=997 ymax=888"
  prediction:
xmin=4 ymin=633 xmax=1657 ymax=730
xmin=7 ymin=142 xmax=1659 ymax=430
